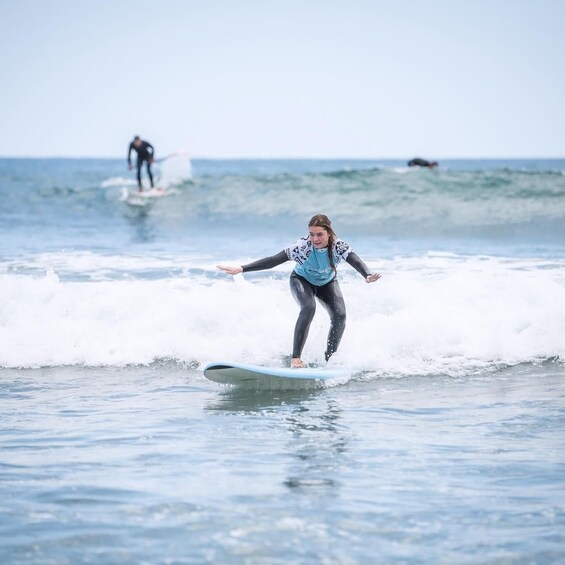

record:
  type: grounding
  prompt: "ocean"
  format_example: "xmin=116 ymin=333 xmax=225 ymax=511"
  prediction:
xmin=1 ymin=157 xmax=564 ymax=563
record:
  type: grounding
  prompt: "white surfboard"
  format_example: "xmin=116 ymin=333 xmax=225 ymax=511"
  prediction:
xmin=122 ymin=187 xmax=171 ymax=206
xmin=203 ymin=361 xmax=349 ymax=389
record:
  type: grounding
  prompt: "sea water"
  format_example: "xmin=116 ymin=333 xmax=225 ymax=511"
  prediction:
xmin=1 ymin=157 xmax=564 ymax=563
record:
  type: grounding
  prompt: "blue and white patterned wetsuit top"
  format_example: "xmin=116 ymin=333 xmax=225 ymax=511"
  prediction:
xmin=285 ymin=237 xmax=353 ymax=286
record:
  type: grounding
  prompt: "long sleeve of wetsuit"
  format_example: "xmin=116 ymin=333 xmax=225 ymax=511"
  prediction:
xmin=346 ymin=251 xmax=372 ymax=278
xmin=241 ymin=250 xmax=289 ymax=273
xmin=127 ymin=143 xmax=134 ymax=166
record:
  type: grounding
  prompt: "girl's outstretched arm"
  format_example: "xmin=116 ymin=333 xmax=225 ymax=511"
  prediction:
xmin=217 ymin=250 xmax=289 ymax=275
xmin=346 ymin=251 xmax=381 ymax=283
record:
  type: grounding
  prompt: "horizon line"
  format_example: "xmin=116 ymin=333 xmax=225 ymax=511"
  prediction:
xmin=1 ymin=155 xmax=564 ymax=161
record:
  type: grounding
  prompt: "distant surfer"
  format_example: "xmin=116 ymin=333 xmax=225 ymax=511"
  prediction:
xmin=128 ymin=136 xmax=155 ymax=191
xmin=217 ymin=214 xmax=381 ymax=369
xmin=408 ymin=157 xmax=438 ymax=168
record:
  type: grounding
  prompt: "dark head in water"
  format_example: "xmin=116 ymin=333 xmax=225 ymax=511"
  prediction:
xmin=408 ymin=158 xmax=438 ymax=168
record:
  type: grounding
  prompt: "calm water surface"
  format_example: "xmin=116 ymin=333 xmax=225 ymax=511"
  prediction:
xmin=1 ymin=363 xmax=564 ymax=563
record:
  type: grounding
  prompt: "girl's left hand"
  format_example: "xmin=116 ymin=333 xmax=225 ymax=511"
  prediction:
xmin=366 ymin=273 xmax=381 ymax=283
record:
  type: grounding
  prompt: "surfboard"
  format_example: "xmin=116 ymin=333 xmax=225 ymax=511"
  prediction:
xmin=203 ymin=361 xmax=349 ymax=389
xmin=122 ymin=187 xmax=171 ymax=206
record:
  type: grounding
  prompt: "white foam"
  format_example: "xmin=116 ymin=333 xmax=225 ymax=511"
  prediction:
xmin=157 ymin=152 xmax=192 ymax=188
xmin=1 ymin=255 xmax=565 ymax=374
xmin=101 ymin=176 xmax=137 ymax=188
xmin=0 ymin=251 xmax=202 ymax=281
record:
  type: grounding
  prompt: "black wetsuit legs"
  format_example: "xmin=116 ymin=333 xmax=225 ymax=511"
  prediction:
xmin=136 ymin=158 xmax=154 ymax=188
xmin=289 ymin=272 xmax=346 ymax=361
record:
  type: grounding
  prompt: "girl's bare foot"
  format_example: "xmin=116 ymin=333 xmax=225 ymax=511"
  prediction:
xmin=291 ymin=358 xmax=305 ymax=369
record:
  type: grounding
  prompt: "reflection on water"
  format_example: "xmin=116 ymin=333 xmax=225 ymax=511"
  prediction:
xmin=283 ymin=399 xmax=347 ymax=497
xmin=124 ymin=206 xmax=155 ymax=242
xmin=207 ymin=389 xmax=349 ymax=499
xmin=206 ymin=388 xmax=320 ymax=412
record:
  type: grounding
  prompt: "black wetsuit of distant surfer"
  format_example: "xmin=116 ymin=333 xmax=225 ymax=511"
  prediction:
xmin=240 ymin=237 xmax=373 ymax=362
xmin=128 ymin=138 xmax=155 ymax=189
xmin=407 ymin=157 xmax=438 ymax=168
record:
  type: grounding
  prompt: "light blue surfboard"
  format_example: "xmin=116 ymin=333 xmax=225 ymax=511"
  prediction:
xmin=203 ymin=362 xmax=349 ymax=388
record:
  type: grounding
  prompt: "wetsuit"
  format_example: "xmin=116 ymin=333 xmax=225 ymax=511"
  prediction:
xmin=241 ymin=237 xmax=372 ymax=361
xmin=128 ymin=140 xmax=154 ymax=188
xmin=408 ymin=158 xmax=437 ymax=168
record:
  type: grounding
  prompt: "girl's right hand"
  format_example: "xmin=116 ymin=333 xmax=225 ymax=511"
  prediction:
xmin=217 ymin=265 xmax=243 ymax=276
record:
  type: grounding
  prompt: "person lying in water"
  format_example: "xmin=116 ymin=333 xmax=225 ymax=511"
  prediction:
xmin=217 ymin=214 xmax=381 ymax=368
xmin=407 ymin=157 xmax=438 ymax=168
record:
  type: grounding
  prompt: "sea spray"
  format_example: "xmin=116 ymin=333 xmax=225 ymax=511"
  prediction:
xmin=2 ymin=254 xmax=564 ymax=372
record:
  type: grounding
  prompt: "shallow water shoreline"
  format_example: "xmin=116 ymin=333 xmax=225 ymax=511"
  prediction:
xmin=1 ymin=362 xmax=564 ymax=563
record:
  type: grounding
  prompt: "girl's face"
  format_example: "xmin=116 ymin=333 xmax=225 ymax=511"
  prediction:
xmin=309 ymin=225 xmax=329 ymax=248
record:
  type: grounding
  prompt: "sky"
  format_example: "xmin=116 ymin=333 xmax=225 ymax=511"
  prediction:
xmin=0 ymin=0 xmax=564 ymax=159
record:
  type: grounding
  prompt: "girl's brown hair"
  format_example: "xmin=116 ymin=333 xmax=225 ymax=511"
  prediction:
xmin=308 ymin=214 xmax=337 ymax=272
